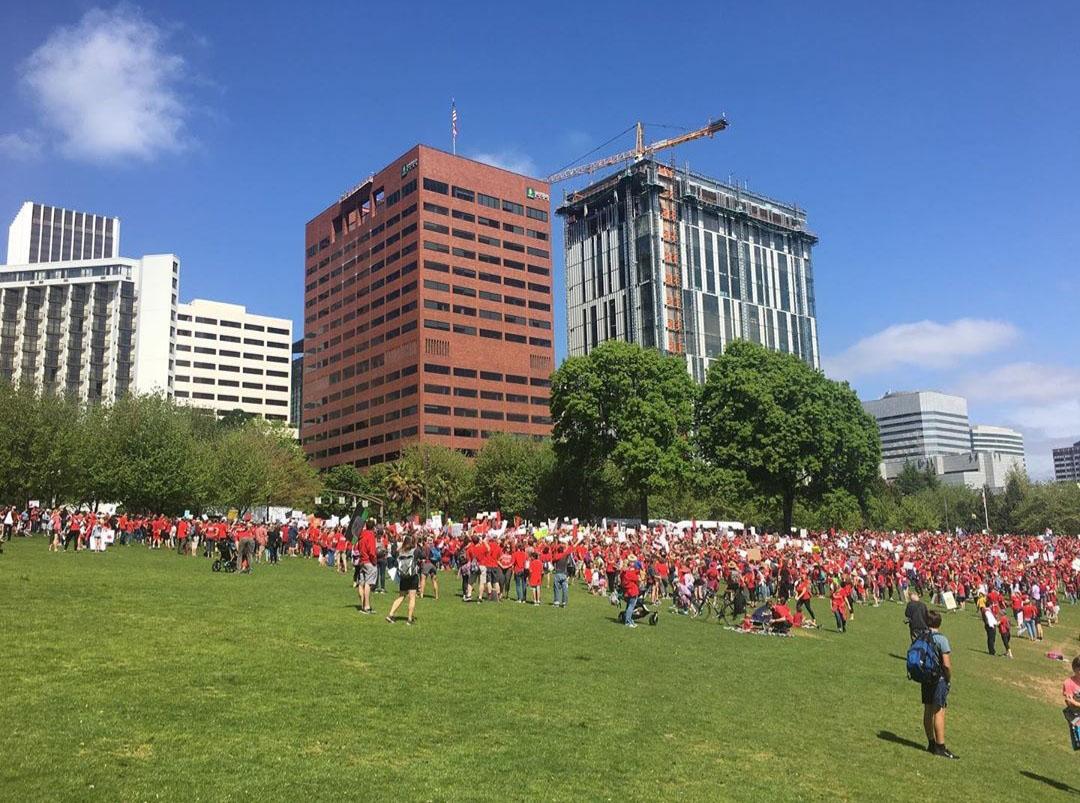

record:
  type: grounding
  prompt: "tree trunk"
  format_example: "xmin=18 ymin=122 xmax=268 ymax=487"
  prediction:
xmin=782 ymin=489 xmax=795 ymax=535
xmin=639 ymin=488 xmax=649 ymax=527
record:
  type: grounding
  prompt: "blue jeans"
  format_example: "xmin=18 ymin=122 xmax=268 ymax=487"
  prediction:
xmin=625 ymin=595 xmax=638 ymax=624
xmin=553 ymin=572 xmax=568 ymax=606
xmin=515 ymin=572 xmax=527 ymax=601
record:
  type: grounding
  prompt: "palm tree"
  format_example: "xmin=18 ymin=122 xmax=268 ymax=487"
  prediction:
xmin=385 ymin=465 xmax=424 ymax=516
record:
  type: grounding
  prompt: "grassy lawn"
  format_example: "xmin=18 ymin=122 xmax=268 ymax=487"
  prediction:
xmin=1 ymin=539 xmax=1078 ymax=801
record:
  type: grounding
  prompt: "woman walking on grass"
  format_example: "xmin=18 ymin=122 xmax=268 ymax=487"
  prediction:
xmin=387 ymin=535 xmax=422 ymax=625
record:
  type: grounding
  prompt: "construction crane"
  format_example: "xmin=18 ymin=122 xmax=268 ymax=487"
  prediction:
xmin=545 ymin=116 xmax=727 ymax=184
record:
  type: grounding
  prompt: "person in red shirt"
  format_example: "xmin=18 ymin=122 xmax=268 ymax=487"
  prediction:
xmin=795 ymin=574 xmax=818 ymax=627
xmin=511 ymin=543 xmax=528 ymax=603
xmin=832 ymin=582 xmax=850 ymax=633
xmin=621 ymin=555 xmax=641 ymax=628
xmin=527 ymin=549 xmax=543 ymax=605
xmin=356 ymin=523 xmax=378 ymax=614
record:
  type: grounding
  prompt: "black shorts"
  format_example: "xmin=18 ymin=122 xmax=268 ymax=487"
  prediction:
xmin=921 ymin=678 xmax=949 ymax=708
xmin=399 ymin=573 xmax=420 ymax=593
xmin=423 ymin=562 xmax=437 ymax=577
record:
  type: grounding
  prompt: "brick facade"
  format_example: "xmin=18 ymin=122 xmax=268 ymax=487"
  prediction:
xmin=302 ymin=145 xmax=554 ymax=469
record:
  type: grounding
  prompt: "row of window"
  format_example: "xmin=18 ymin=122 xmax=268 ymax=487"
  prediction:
xmin=306 ymin=365 xmax=421 ymax=425
xmin=175 ymin=343 xmax=290 ymax=365
xmin=422 ymin=267 xmax=549 ymax=296
xmin=174 ymin=389 xmax=287 ymax=407
xmin=177 ymin=314 xmax=288 ymax=336
xmin=421 ymin=238 xmax=550 ymax=264
xmin=424 ymin=402 xmax=548 ymax=417
xmin=176 ymin=329 xmax=290 ymax=349
xmin=174 ymin=371 xmax=288 ymax=393
xmin=421 ymin=297 xmax=551 ymax=328
xmin=422 ymin=201 xmax=548 ymax=241
xmin=422 ymin=178 xmax=548 ymax=222
xmin=421 ymin=318 xmax=551 ymax=347
xmin=422 ymin=362 xmax=550 ymax=386
xmin=308 ymin=202 xmax=418 ymax=272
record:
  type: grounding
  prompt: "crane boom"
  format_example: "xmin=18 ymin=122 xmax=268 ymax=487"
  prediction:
xmin=546 ymin=116 xmax=727 ymax=184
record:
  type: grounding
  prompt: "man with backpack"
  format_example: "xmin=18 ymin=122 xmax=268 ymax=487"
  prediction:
xmin=907 ymin=610 xmax=958 ymax=759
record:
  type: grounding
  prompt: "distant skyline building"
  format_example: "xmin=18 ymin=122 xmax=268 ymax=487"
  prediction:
xmin=862 ymin=390 xmax=1026 ymax=491
xmin=173 ymin=299 xmax=292 ymax=422
xmin=0 ymin=253 xmax=178 ymax=402
xmin=970 ymin=424 xmax=1025 ymax=461
xmin=556 ymin=159 xmax=819 ymax=381
xmin=302 ymin=145 xmax=555 ymax=470
xmin=290 ymin=338 xmax=303 ymax=428
xmin=862 ymin=391 xmax=973 ymax=462
xmin=1054 ymin=440 xmax=1080 ymax=482
xmin=7 ymin=202 xmax=120 ymax=265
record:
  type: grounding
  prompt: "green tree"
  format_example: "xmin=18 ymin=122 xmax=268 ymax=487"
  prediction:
xmin=473 ymin=433 xmax=558 ymax=520
xmin=384 ymin=463 xmax=425 ymax=518
xmin=550 ymin=340 xmax=696 ymax=522
xmin=395 ymin=442 xmax=474 ymax=519
xmin=895 ymin=462 xmax=939 ymax=495
xmin=697 ymin=341 xmax=880 ymax=534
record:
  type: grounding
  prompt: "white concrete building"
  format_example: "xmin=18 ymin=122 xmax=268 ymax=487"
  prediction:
xmin=970 ymin=424 xmax=1025 ymax=460
xmin=7 ymin=202 xmax=120 ymax=264
xmin=864 ymin=391 xmax=1027 ymax=491
xmin=862 ymin=391 xmax=972 ymax=461
xmin=0 ymin=255 xmax=178 ymax=400
xmin=174 ymin=299 xmax=292 ymax=422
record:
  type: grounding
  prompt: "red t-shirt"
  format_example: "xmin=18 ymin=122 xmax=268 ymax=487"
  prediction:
xmin=621 ymin=568 xmax=640 ymax=598
xmin=359 ymin=528 xmax=377 ymax=564
xmin=511 ymin=549 xmax=527 ymax=573
xmin=528 ymin=558 xmax=543 ymax=586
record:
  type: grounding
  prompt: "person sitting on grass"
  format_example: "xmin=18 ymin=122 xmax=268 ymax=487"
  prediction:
xmin=386 ymin=535 xmax=422 ymax=626
xmin=769 ymin=600 xmax=794 ymax=634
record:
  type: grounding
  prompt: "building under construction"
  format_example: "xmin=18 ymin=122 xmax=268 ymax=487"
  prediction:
xmin=557 ymin=157 xmax=819 ymax=380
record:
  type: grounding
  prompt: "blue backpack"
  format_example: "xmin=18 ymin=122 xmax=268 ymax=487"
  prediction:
xmin=906 ymin=633 xmax=942 ymax=683
xmin=430 ymin=545 xmax=442 ymax=563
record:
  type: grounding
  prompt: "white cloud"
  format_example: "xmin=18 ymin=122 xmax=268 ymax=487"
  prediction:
xmin=472 ymin=150 xmax=539 ymax=178
xmin=20 ymin=6 xmax=189 ymax=162
xmin=1006 ymin=399 xmax=1080 ymax=441
xmin=0 ymin=132 xmax=42 ymax=160
xmin=824 ymin=318 xmax=1019 ymax=380
xmin=953 ymin=362 xmax=1080 ymax=404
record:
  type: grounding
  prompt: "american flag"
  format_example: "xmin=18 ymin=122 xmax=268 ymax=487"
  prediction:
xmin=451 ymin=100 xmax=458 ymax=138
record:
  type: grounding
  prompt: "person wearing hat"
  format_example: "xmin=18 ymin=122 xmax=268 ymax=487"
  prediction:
xmin=621 ymin=555 xmax=641 ymax=628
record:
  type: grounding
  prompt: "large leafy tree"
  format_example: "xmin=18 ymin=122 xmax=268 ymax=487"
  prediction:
xmin=472 ymin=433 xmax=558 ymax=521
xmin=697 ymin=341 xmax=880 ymax=534
xmin=550 ymin=340 xmax=697 ymax=522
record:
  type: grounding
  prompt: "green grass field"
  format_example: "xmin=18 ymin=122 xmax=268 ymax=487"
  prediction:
xmin=1 ymin=540 xmax=1077 ymax=801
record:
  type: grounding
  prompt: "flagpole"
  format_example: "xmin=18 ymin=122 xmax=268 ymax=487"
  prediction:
xmin=451 ymin=98 xmax=457 ymax=155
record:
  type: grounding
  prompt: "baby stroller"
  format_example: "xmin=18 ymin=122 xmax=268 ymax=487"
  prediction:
xmin=619 ymin=598 xmax=659 ymax=626
xmin=212 ymin=541 xmax=238 ymax=573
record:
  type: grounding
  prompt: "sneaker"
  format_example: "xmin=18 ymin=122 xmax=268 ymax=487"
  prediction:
xmin=927 ymin=740 xmax=935 ymax=753
xmin=935 ymin=746 xmax=959 ymax=760
xmin=626 ymin=622 xmax=637 ymax=628
xmin=406 ymin=619 xmax=414 ymax=626
xmin=385 ymin=616 xmax=394 ymax=624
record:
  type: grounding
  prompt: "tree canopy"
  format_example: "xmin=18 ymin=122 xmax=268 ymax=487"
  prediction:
xmin=697 ymin=341 xmax=881 ymax=533
xmin=550 ymin=340 xmax=697 ymax=522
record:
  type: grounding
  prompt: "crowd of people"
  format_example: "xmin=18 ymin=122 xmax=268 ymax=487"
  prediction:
xmin=4 ymin=504 xmax=1075 ymax=635
xmin=4 ymin=502 xmax=1079 ymax=756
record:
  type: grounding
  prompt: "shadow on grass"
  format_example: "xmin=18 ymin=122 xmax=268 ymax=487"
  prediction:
xmin=887 ymin=653 xmax=906 ymax=661
xmin=1020 ymin=771 xmax=1080 ymax=795
xmin=876 ymin=731 xmax=926 ymax=752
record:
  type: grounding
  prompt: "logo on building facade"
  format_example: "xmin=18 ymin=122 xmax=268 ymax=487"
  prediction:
xmin=526 ymin=187 xmax=549 ymax=202
xmin=401 ymin=158 xmax=419 ymax=178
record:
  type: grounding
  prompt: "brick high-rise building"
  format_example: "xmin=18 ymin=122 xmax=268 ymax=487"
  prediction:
xmin=302 ymin=146 xmax=555 ymax=469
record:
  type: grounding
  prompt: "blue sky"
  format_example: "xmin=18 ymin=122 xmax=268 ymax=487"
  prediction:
xmin=1 ymin=2 xmax=1078 ymax=477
